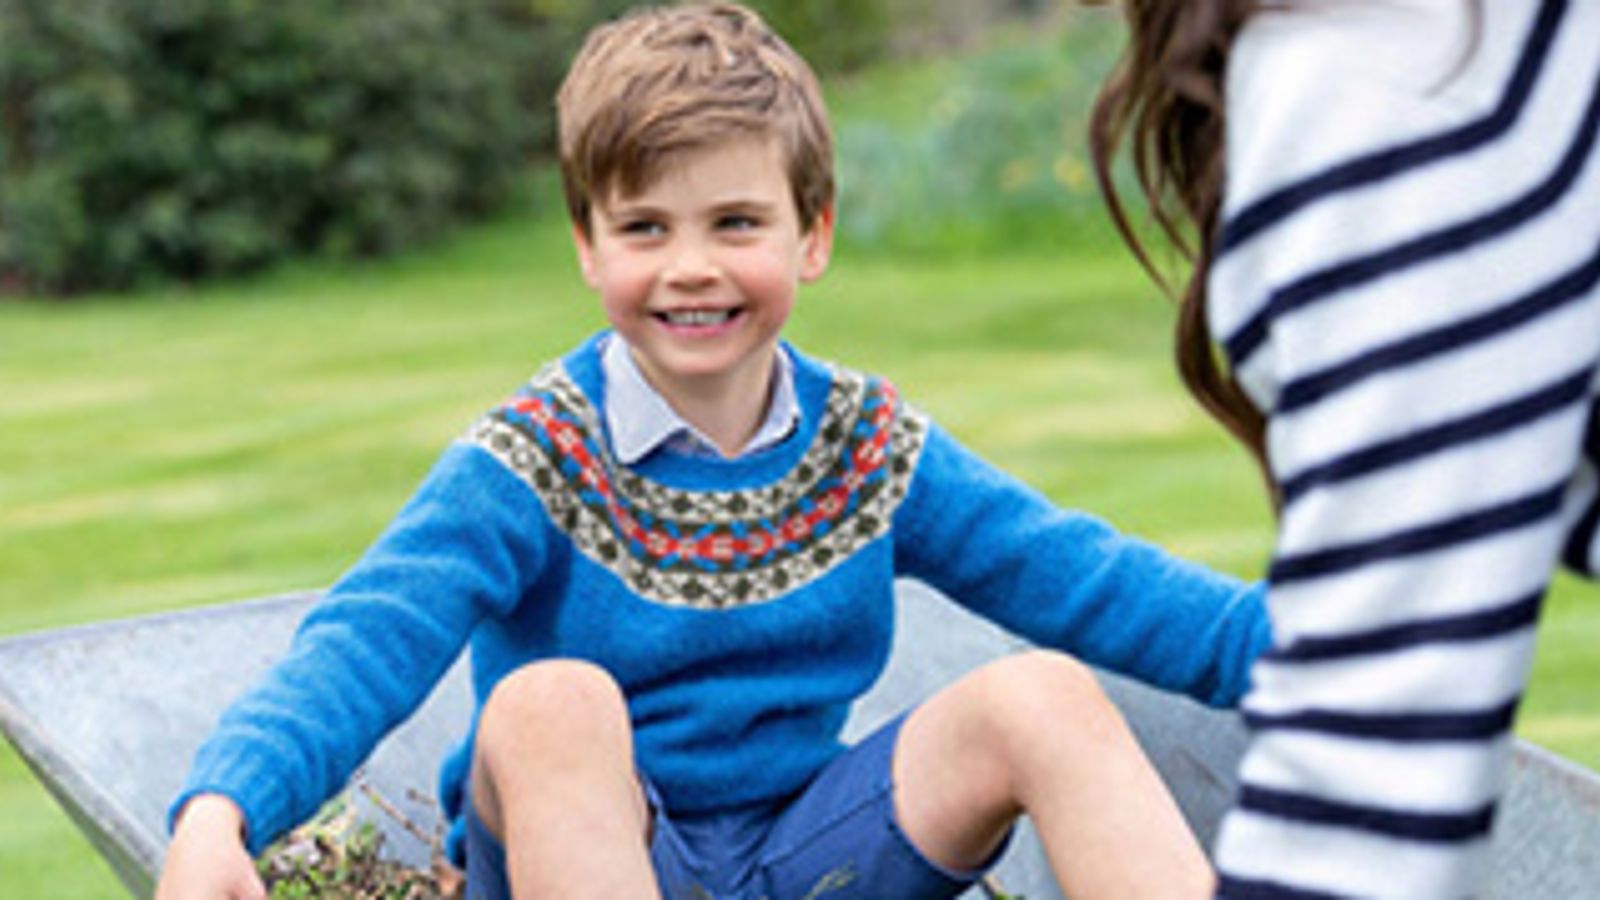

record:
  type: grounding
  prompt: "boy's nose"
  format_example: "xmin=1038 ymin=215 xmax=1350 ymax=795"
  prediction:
xmin=664 ymin=239 xmax=718 ymax=288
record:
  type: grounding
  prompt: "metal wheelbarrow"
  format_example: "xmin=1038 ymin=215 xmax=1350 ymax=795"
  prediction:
xmin=2 ymin=580 xmax=1597 ymax=898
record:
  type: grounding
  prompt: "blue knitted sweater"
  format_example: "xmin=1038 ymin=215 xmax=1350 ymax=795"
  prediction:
xmin=173 ymin=333 xmax=1269 ymax=861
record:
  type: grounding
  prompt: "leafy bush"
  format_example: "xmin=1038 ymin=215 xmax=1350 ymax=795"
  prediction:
xmin=0 ymin=0 xmax=630 ymax=295
xmin=748 ymin=0 xmax=892 ymax=74
xmin=883 ymin=0 xmax=1054 ymax=57
xmin=756 ymin=0 xmax=1046 ymax=68
xmin=834 ymin=8 xmax=1126 ymax=256
xmin=0 ymin=0 xmax=1074 ymax=295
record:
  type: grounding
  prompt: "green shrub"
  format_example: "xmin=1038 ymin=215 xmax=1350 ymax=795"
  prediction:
xmin=0 ymin=0 xmax=629 ymax=295
xmin=834 ymin=8 xmax=1126 ymax=256
xmin=0 ymin=0 xmax=1065 ymax=295
xmin=749 ymin=0 xmax=892 ymax=74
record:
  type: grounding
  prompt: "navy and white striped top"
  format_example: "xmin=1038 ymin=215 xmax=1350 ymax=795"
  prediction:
xmin=1206 ymin=0 xmax=1600 ymax=896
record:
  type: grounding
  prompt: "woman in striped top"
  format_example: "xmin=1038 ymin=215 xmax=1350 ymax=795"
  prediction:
xmin=1091 ymin=0 xmax=1599 ymax=896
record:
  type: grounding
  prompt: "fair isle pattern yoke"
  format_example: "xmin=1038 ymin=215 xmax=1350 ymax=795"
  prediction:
xmin=468 ymin=362 xmax=929 ymax=609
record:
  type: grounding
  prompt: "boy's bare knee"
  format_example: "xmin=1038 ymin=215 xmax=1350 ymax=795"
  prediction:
xmin=472 ymin=660 xmax=640 ymax=843
xmin=985 ymin=650 xmax=1102 ymax=707
xmin=975 ymin=651 xmax=1123 ymax=745
xmin=900 ymin=651 xmax=1122 ymax=818
xmin=478 ymin=659 xmax=630 ymax=758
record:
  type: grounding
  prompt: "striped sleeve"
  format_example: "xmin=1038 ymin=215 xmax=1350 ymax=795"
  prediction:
xmin=1207 ymin=1 xmax=1600 ymax=896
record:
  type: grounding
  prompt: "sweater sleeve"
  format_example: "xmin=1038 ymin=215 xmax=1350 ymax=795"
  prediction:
xmin=1206 ymin=4 xmax=1600 ymax=896
xmin=168 ymin=442 xmax=547 ymax=855
xmin=892 ymin=422 xmax=1270 ymax=708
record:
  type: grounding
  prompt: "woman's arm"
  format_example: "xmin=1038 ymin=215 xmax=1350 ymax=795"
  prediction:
xmin=1207 ymin=4 xmax=1600 ymax=894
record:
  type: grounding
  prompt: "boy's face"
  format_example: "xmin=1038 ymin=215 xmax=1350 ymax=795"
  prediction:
xmin=574 ymin=136 xmax=833 ymax=403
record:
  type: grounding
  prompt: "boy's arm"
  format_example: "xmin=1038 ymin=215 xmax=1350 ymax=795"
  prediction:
xmin=166 ymin=441 xmax=547 ymax=857
xmin=892 ymin=421 xmax=1270 ymax=707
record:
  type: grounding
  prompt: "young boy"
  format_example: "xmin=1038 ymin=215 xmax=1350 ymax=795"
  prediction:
xmin=158 ymin=4 xmax=1269 ymax=898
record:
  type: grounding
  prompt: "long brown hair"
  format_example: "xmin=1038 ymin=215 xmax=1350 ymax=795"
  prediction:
xmin=1089 ymin=0 xmax=1267 ymax=468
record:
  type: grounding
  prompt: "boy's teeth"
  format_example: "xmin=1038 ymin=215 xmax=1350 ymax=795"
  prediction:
xmin=664 ymin=309 xmax=732 ymax=326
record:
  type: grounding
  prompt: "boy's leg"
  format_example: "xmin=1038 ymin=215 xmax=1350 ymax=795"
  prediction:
xmin=893 ymin=650 xmax=1211 ymax=899
xmin=470 ymin=659 xmax=660 ymax=899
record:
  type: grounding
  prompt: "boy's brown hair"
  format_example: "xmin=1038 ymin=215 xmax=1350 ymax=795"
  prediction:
xmin=557 ymin=2 xmax=835 ymax=236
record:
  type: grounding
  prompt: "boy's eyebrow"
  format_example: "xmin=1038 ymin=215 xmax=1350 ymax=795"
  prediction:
xmin=705 ymin=198 xmax=781 ymax=218
xmin=708 ymin=197 xmax=780 ymax=210
xmin=594 ymin=201 xmax=667 ymax=222
xmin=598 ymin=197 xmax=783 ymax=220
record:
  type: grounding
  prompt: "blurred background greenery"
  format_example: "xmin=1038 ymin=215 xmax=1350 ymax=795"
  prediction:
xmin=0 ymin=0 xmax=1069 ymax=294
xmin=3 ymin=2 xmax=1596 ymax=896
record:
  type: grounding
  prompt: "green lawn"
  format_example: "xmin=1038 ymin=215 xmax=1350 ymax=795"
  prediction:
xmin=4 ymin=196 xmax=1598 ymax=895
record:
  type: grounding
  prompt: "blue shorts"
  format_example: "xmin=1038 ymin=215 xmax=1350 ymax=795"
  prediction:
xmin=462 ymin=713 xmax=1007 ymax=899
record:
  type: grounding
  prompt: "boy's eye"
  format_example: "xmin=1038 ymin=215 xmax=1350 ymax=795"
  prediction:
xmin=717 ymin=214 xmax=760 ymax=231
xmin=619 ymin=219 xmax=665 ymax=237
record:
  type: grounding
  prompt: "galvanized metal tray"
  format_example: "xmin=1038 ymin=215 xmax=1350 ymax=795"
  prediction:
xmin=2 ymin=581 xmax=1596 ymax=898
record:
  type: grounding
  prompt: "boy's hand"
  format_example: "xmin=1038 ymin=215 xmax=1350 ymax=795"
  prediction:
xmin=156 ymin=794 xmax=267 ymax=900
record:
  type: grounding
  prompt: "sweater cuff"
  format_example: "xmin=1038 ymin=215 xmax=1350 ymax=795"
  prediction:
xmin=167 ymin=757 xmax=295 ymax=857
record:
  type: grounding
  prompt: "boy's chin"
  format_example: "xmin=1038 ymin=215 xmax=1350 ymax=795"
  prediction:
xmin=648 ymin=346 xmax=779 ymax=386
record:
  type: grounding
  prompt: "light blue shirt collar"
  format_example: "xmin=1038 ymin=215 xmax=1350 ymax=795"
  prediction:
xmin=601 ymin=334 xmax=800 ymax=464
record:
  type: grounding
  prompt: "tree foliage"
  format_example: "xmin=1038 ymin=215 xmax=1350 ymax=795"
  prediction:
xmin=0 ymin=0 xmax=901 ymax=296
xmin=0 ymin=0 xmax=626 ymax=294
xmin=748 ymin=0 xmax=889 ymax=75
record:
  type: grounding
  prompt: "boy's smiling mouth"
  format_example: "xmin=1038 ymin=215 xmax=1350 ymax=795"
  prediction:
xmin=657 ymin=307 xmax=742 ymax=328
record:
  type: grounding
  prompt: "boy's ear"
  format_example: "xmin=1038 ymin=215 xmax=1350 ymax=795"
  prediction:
xmin=799 ymin=203 xmax=835 ymax=284
xmin=572 ymin=222 xmax=601 ymax=290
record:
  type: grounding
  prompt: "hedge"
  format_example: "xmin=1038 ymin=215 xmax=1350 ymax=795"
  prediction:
xmin=0 ymin=0 xmax=623 ymax=294
xmin=0 ymin=0 xmax=897 ymax=296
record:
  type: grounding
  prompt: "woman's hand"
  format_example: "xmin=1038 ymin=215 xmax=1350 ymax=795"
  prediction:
xmin=155 ymin=794 xmax=267 ymax=900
